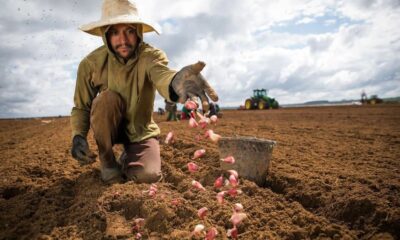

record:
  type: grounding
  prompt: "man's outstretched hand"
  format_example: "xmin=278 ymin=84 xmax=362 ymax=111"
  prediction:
xmin=71 ymin=135 xmax=97 ymax=165
xmin=171 ymin=61 xmax=218 ymax=112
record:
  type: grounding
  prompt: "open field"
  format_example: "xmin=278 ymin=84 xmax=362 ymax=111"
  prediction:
xmin=1 ymin=104 xmax=399 ymax=239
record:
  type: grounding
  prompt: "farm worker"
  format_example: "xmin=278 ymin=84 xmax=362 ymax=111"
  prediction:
xmin=164 ymin=100 xmax=178 ymax=121
xmin=70 ymin=0 xmax=218 ymax=183
xmin=180 ymin=106 xmax=190 ymax=120
xmin=207 ymin=102 xmax=220 ymax=117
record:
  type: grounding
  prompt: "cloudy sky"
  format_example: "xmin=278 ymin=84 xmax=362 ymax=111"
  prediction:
xmin=0 ymin=0 xmax=399 ymax=118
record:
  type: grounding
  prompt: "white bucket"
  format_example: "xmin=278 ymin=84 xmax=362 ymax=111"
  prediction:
xmin=218 ymin=136 xmax=276 ymax=186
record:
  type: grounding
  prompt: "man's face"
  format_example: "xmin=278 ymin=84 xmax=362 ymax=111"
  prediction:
xmin=107 ymin=24 xmax=138 ymax=59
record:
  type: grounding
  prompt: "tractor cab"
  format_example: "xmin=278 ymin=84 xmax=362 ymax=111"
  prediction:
xmin=253 ymin=89 xmax=268 ymax=99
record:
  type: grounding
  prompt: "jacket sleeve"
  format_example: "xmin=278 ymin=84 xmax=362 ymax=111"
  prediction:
xmin=146 ymin=49 xmax=177 ymax=101
xmin=70 ymin=58 xmax=98 ymax=138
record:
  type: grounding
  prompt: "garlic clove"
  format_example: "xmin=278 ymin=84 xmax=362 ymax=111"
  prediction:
xmin=216 ymin=191 xmax=226 ymax=204
xmin=192 ymin=224 xmax=205 ymax=236
xmin=221 ymin=156 xmax=235 ymax=164
xmin=191 ymin=180 xmax=206 ymax=191
xmin=164 ymin=131 xmax=174 ymax=144
xmin=209 ymin=133 xmax=221 ymax=143
xmin=227 ymin=227 xmax=238 ymax=239
xmin=227 ymin=170 xmax=239 ymax=179
xmin=229 ymin=174 xmax=239 ymax=187
xmin=210 ymin=115 xmax=218 ymax=123
xmin=189 ymin=117 xmax=199 ymax=128
xmin=192 ymin=149 xmax=206 ymax=159
xmin=197 ymin=207 xmax=208 ymax=219
xmin=233 ymin=203 xmax=244 ymax=212
xmin=185 ymin=100 xmax=198 ymax=110
xmin=230 ymin=212 xmax=247 ymax=226
xmin=205 ymin=227 xmax=218 ymax=240
xmin=227 ymin=188 xmax=239 ymax=197
xmin=214 ymin=175 xmax=224 ymax=188
xmin=187 ymin=162 xmax=199 ymax=172
xmin=204 ymin=130 xmax=221 ymax=143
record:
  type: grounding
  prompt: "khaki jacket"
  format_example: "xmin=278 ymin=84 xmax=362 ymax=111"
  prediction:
xmin=71 ymin=33 xmax=176 ymax=142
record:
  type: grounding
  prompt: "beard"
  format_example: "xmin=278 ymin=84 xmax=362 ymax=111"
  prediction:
xmin=114 ymin=43 xmax=136 ymax=59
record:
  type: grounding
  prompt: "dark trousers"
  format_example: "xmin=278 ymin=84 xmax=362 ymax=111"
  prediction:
xmin=90 ymin=90 xmax=162 ymax=183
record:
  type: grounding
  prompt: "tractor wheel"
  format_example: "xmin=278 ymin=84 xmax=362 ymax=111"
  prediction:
xmin=245 ymin=99 xmax=253 ymax=110
xmin=271 ymin=101 xmax=279 ymax=109
xmin=258 ymin=100 xmax=266 ymax=110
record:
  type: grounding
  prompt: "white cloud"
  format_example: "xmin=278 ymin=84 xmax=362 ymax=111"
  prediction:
xmin=0 ymin=0 xmax=399 ymax=118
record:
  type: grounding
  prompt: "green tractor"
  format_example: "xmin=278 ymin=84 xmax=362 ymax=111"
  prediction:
xmin=244 ymin=89 xmax=279 ymax=110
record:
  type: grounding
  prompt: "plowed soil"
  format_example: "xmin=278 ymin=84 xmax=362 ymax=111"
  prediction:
xmin=1 ymin=104 xmax=399 ymax=240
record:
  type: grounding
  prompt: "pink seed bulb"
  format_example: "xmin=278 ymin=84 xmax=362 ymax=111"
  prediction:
xmin=229 ymin=174 xmax=239 ymax=187
xmin=227 ymin=170 xmax=239 ymax=179
xmin=189 ymin=117 xmax=199 ymax=128
xmin=192 ymin=149 xmax=206 ymax=159
xmin=204 ymin=130 xmax=221 ymax=142
xmin=230 ymin=212 xmax=247 ymax=226
xmin=198 ymin=118 xmax=209 ymax=129
xmin=197 ymin=207 xmax=208 ymax=219
xmin=185 ymin=100 xmax=198 ymax=110
xmin=205 ymin=227 xmax=218 ymax=240
xmin=221 ymin=156 xmax=235 ymax=164
xmin=216 ymin=191 xmax=226 ymax=204
xmin=192 ymin=224 xmax=205 ymax=236
xmin=187 ymin=162 xmax=199 ymax=172
xmin=234 ymin=203 xmax=244 ymax=212
xmin=210 ymin=115 xmax=218 ymax=123
xmin=227 ymin=227 xmax=238 ymax=239
xmin=164 ymin=131 xmax=174 ymax=144
xmin=214 ymin=175 xmax=224 ymax=188
xmin=191 ymin=180 xmax=206 ymax=191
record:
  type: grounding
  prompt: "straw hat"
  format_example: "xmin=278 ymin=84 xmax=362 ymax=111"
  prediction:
xmin=80 ymin=0 xmax=160 ymax=36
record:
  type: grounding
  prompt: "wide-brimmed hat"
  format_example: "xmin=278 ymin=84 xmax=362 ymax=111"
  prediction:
xmin=80 ymin=0 xmax=160 ymax=36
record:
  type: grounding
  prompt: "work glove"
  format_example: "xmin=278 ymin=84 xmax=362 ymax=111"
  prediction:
xmin=171 ymin=61 xmax=219 ymax=112
xmin=71 ymin=135 xmax=97 ymax=165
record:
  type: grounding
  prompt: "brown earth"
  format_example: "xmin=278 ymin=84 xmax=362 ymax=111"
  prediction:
xmin=0 ymin=104 xmax=399 ymax=239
